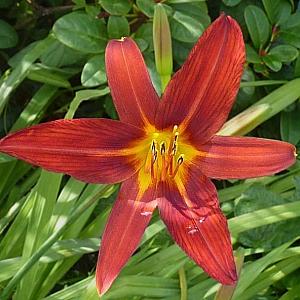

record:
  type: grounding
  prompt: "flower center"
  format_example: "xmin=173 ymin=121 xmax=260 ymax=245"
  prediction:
xmin=144 ymin=125 xmax=184 ymax=182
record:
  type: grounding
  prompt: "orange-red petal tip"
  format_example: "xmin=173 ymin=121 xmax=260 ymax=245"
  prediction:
xmin=96 ymin=275 xmax=113 ymax=297
xmin=106 ymin=37 xmax=159 ymax=127
xmin=220 ymin=268 xmax=238 ymax=285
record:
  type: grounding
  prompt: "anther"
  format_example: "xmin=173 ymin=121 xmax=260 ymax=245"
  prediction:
xmin=145 ymin=140 xmax=156 ymax=174
xmin=160 ymin=142 xmax=166 ymax=155
xmin=174 ymin=132 xmax=179 ymax=142
xmin=160 ymin=142 xmax=167 ymax=181
xmin=177 ymin=155 xmax=184 ymax=165
xmin=151 ymin=140 xmax=157 ymax=153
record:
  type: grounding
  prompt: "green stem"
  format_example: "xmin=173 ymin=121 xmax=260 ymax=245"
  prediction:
xmin=178 ymin=266 xmax=187 ymax=300
xmin=240 ymin=80 xmax=287 ymax=87
xmin=0 ymin=186 xmax=111 ymax=300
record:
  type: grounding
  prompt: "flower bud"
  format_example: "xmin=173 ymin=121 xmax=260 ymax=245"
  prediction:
xmin=153 ymin=4 xmax=173 ymax=91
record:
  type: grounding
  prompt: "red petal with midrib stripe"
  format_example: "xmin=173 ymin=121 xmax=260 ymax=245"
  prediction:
xmin=155 ymin=15 xmax=245 ymax=144
xmin=0 ymin=118 xmax=145 ymax=184
xmin=106 ymin=37 xmax=160 ymax=127
xmin=96 ymin=173 xmax=157 ymax=295
xmin=196 ymin=135 xmax=296 ymax=179
xmin=158 ymin=166 xmax=236 ymax=285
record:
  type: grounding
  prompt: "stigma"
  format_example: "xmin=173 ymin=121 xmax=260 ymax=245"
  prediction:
xmin=144 ymin=125 xmax=184 ymax=182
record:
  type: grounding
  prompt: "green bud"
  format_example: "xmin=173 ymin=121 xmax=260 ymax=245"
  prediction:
xmin=153 ymin=4 xmax=173 ymax=92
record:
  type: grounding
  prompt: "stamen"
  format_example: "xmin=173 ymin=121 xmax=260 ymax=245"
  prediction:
xmin=145 ymin=140 xmax=156 ymax=173
xmin=151 ymin=150 xmax=158 ymax=182
xmin=145 ymin=125 xmax=184 ymax=182
xmin=168 ymin=132 xmax=179 ymax=156
xmin=160 ymin=142 xmax=167 ymax=181
xmin=151 ymin=140 xmax=157 ymax=154
xmin=170 ymin=155 xmax=184 ymax=178
xmin=152 ymin=150 xmax=158 ymax=164
xmin=168 ymin=156 xmax=174 ymax=176
xmin=160 ymin=142 xmax=166 ymax=155
xmin=177 ymin=155 xmax=184 ymax=165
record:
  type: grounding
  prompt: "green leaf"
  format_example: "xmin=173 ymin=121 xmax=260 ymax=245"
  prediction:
xmin=279 ymin=283 xmax=300 ymax=300
xmin=65 ymin=87 xmax=110 ymax=119
xmin=281 ymin=104 xmax=300 ymax=145
xmin=134 ymin=38 xmax=148 ymax=52
xmin=168 ymin=0 xmax=206 ymax=3
xmin=53 ymin=12 xmax=107 ymax=53
xmin=0 ymin=153 xmax=15 ymax=163
xmin=0 ymin=0 xmax=12 ymax=8
xmin=222 ymin=0 xmax=242 ymax=6
xmin=0 ymin=258 xmax=23 ymax=283
xmin=41 ymin=238 xmax=100 ymax=263
xmin=295 ymin=51 xmax=300 ymax=77
xmin=107 ymin=16 xmax=130 ymax=39
xmin=0 ymin=19 xmax=18 ymax=49
xmin=27 ymin=68 xmax=71 ymax=88
xmin=172 ymin=40 xmax=193 ymax=65
xmin=0 ymin=36 xmax=55 ymax=115
xmin=235 ymin=184 xmax=300 ymax=250
xmin=40 ymin=39 xmax=86 ymax=68
xmin=232 ymin=239 xmax=299 ymax=299
xmin=169 ymin=2 xmax=211 ymax=28
xmin=253 ymin=62 xmax=267 ymax=74
xmin=281 ymin=11 xmax=300 ymax=28
xmin=240 ymin=68 xmax=255 ymax=96
xmin=170 ymin=11 xmax=204 ymax=43
xmin=244 ymin=5 xmax=271 ymax=49
xmin=81 ymin=55 xmax=107 ymax=87
xmin=219 ymin=78 xmax=300 ymax=136
xmin=135 ymin=23 xmax=153 ymax=51
xmin=262 ymin=0 xmax=292 ymax=25
xmin=104 ymin=95 xmax=118 ymax=119
xmin=99 ymin=0 xmax=131 ymax=15
xmin=136 ymin=0 xmax=155 ymax=17
xmin=11 ymin=85 xmax=58 ymax=131
xmin=263 ymin=55 xmax=282 ymax=71
xmin=269 ymin=45 xmax=299 ymax=62
xmin=246 ymin=44 xmax=261 ymax=63
xmin=280 ymin=12 xmax=300 ymax=47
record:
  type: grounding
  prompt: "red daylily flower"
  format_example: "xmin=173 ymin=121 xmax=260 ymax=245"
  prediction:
xmin=0 ymin=15 xmax=296 ymax=295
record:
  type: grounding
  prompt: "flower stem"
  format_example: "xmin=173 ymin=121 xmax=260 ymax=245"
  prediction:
xmin=178 ymin=266 xmax=188 ymax=300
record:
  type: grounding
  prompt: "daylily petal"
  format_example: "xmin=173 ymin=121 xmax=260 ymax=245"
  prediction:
xmin=155 ymin=14 xmax=245 ymax=143
xmin=96 ymin=173 xmax=157 ymax=295
xmin=196 ymin=135 xmax=296 ymax=179
xmin=106 ymin=37 xmax=160 ymax=127
xmin=158 ymin=166 xmax=236 ymax=285
xmin=0 ymin=119 xmax=145 ymax=184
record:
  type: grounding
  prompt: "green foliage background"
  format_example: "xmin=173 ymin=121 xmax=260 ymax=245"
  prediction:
xmin=0 ymin=0 xmax=300 ymax=299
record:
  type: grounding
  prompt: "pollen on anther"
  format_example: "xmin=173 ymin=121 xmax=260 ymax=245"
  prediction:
xmin=177 ymin=155 xmax=184 ymax=165
xmin=151 ymin=140 xmax=157 ymax=153
xmin=160 ymin=142 xmax=166 ymax=155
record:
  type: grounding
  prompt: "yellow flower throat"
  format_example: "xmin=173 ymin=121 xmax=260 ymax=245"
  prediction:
xmin=144 ymin=125 xmax=185 ymax=182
